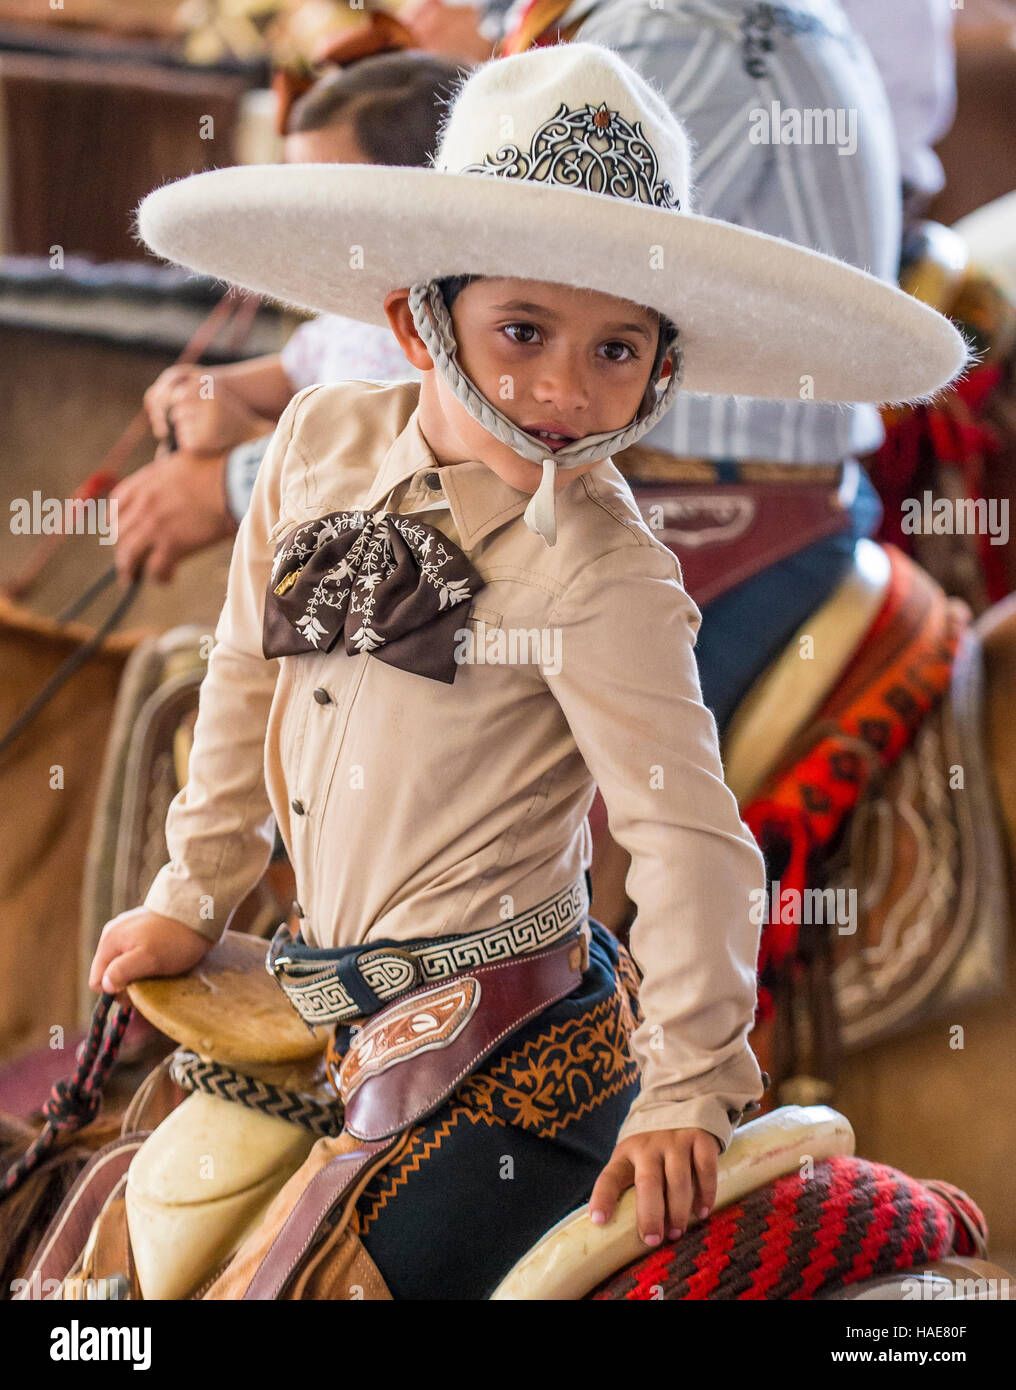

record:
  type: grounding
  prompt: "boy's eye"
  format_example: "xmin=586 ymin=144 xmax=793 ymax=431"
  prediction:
xmin=502 ymin=322 xmax=541 ymax=345
xmin=600 ymin=340 xmax=638 ymax=362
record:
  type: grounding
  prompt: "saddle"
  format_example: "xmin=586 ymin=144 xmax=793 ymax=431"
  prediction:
xmin=615 ymin=447 xmax=854 ymax=608
xmin=589 ymin=537 xmax=1009 ymax=1083
xmin=30 ymin=1040 xmax=1008 ymax=1301
xmin=17 ymin=892 xmax=1009 ymax=1300
xmin=823 ymin=597 xmax=1010 ymax=1050
xmin=740 ymin=543 xmax=1009 ymax=1098
xmin=722 ymin=538 xmax=892 ymax=804
xmin=21 ymin=920 xmax=590 ymax=1301
xmin=129 ymin=934 xmax=332 ymax=1301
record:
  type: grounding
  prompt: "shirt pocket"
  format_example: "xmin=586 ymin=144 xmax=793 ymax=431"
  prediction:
xmin=458 ymin=604 xmax=503 ymax=664
xmin=264 ymin=484 xmax=357 ymax=554
xmin=466 ymin=604 xmax=502 ymax=632
xmin=265 ymin=454 xmax=340 ymax=546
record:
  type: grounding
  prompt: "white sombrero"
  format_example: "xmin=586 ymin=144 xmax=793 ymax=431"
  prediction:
xmin=136 ymin=42 xmax=973 ymax=544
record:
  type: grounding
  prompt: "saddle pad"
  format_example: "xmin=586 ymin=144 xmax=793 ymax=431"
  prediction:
xmin=618 ymin=453 xmax=853 ymax=607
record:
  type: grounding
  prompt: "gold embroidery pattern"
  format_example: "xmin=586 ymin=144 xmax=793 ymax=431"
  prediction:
xmin=456 ymin=984 xmax=641 ymax=1138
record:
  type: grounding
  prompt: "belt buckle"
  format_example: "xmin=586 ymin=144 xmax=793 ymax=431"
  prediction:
xmin=266 ymin=926 xmax=296 ymax=981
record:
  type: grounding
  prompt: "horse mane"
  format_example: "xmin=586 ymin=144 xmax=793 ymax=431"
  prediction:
xmin=0 ymin=1111 xmax=124 ymax=1296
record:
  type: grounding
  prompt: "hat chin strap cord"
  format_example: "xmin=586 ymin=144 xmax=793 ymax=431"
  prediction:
xmin=408 ymin=280 xmax=685 ymax=546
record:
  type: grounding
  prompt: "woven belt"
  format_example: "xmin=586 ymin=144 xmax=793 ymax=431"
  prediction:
xmin=267 ymin=874 xmax=590 ymax=1027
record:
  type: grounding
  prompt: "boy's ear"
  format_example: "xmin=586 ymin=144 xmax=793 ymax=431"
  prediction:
xmin=383 ymin=289 xmax=435 ymax=372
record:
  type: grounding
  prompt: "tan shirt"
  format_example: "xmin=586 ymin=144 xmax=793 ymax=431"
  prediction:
xmin=144 ymin=379 xmax=767 ymax=1153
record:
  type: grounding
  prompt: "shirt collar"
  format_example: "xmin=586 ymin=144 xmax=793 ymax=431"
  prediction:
xmin=361 ymin=404 xmax=533 ymax=550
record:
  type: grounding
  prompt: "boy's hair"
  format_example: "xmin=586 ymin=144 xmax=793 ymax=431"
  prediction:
xmin=286 ymin=51 xmax=465 ymax=167
xmin=436 ymin=275 xmax=679 ymax=419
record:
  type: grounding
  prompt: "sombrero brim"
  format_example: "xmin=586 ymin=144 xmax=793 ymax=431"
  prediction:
xmin=136 ymin=163 xmax=972 ymax=405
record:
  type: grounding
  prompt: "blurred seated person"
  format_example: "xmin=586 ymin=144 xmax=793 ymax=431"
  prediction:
xmin=116 ymin=37 xmax=463 ymax=585
xmin=836 ymin=0 xmax=957 ymax=232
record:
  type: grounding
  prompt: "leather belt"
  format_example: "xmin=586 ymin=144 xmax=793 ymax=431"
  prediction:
xmin=267 ymin=874 xmax=590 ymax=1027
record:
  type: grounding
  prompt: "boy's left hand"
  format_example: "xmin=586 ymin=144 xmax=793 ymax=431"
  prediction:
xmin=589 ymin=1128 xmax=722 ymax=1245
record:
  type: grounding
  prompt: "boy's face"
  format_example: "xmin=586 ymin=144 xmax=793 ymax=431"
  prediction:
xmin=386 ymin=277 xmax=670 ymax=495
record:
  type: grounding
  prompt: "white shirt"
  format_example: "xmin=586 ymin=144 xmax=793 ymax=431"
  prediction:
xmin=840 ymin=0 xmax=957 ymax=198
xmin=280 ymin=313 xmax=422 ymax=393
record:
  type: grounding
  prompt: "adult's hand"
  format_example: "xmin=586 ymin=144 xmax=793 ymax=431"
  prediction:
xmin=164 ymin=373 xmax=274 ymax=454
xmin=111 ymin=447 xmax=242 ymax=585
xmin=144 ymin=364 xmax=203 ymax=441
xmin=145 ymin=364 xmax=274 ymax=452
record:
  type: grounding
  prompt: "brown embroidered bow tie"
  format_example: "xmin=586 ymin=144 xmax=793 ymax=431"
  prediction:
xmin=262 ymin=510 xmax=484 ymax=684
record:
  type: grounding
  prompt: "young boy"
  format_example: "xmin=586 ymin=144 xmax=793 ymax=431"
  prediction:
xmin=92 ymin=43 xmax=968 ymax=1297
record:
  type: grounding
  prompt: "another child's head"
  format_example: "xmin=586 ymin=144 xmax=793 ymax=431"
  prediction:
xmin=283 ymin=50 xmax=464 ymax=166
xmin=383 ymin=275 xmax=677 ymax=494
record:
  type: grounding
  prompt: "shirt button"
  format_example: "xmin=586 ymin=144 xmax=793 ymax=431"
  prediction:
xmin=291 ymin=799 xmax=306 ymax=815
xmin=313 ymin=687 xmax=331 ymax=705
xmin=422 ymin=471 xmax=442 ymax=491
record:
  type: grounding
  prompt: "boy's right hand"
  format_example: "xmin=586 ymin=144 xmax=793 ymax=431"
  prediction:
xmin=88 ymin=907 xmax=212 ymax=997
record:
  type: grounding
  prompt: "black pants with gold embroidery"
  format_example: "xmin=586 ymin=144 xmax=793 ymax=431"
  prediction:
xmin=330 ymin=920 xmax=643 ymax=1299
